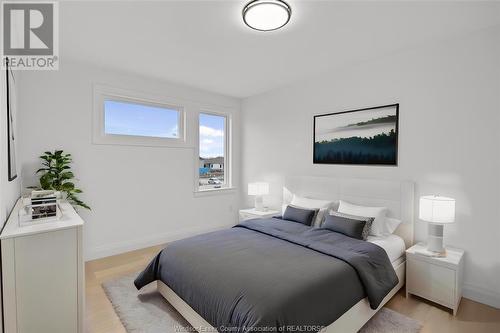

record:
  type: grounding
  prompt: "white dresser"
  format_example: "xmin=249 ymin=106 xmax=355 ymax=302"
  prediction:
xmin=1 ymin=199 xmax=84 ymax=333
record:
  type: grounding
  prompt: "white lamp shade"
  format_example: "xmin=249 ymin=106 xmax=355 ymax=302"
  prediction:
xmin=248 ymin=182 xmax=269 ymax=196
xmin=419 ymin=195 xmax=455 ymax=224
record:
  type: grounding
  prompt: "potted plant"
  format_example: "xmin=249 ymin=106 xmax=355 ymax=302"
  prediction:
xmin=32 ymin=150 xmax=90 ymax=210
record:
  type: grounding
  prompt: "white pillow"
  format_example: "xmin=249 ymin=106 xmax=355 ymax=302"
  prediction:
xmin=385 ymin=217 xmax=402 ymax=235
xmin=337 ymin=200 xmax=387 ymax=236
xmin=290 ymin=195 xmax=333 ymax=227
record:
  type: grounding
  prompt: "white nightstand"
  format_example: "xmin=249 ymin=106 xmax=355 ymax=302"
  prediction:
xmin=239 ymin=208 xmax=280 ymax=222
xmin=406 ymin=242 xmax=464 ymax=315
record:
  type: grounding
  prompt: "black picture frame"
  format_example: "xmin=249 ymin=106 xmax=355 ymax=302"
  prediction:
xmin=6 ymin=58 xmax=17 ymax=181
xmin=313 ymin=104 xmax=399 ymax=166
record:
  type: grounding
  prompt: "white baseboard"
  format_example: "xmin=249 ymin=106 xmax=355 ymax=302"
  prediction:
xmin=84 ymin=223 xmax=230 ymax=261
xmin=463 ymin=283 xmax=500 ymax=309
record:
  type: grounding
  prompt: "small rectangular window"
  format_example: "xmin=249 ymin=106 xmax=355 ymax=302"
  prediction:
xmin=198 ymin=113 xmax=227 ymax=191
xmin=93 ymin=85 xmax=186 ymax=147
xmin=104 ymin=100 xmax=180 ymax=139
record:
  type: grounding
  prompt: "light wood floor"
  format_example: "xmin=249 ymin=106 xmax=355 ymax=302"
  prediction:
xmin=85 ymin=245 xmax=500 ymax=333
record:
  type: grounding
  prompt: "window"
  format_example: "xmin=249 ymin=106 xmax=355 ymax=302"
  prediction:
xmin=104 ymin=100 xmax=180 ymax=138
xmin=93 ymin=85 xmax=185 ymax=147
xmin=198 ymin=113 xmax=229 ymax=191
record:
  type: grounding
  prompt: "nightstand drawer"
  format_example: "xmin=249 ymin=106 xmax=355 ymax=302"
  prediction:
xmin=407 ymin=257 xmax=455 ymax=306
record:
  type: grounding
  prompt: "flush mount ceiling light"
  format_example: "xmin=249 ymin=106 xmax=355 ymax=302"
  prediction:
xmin=243 ymin=0 xmax=291 ymax=31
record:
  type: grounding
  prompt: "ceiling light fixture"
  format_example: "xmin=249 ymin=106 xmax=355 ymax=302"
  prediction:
xmin=242 ymin=0 xmax=291 ymax=32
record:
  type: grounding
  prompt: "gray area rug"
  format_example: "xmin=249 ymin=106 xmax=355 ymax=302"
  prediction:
xmin=103 ymin=273 xmax=422 ymax=333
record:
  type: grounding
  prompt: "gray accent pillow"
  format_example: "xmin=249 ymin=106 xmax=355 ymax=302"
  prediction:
xmin=324 ymin=211 xmax=374 ymax=240
xmin=283 ymin=205 xmax=318 ymax=226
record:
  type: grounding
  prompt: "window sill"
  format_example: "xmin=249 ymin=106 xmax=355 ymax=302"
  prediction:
xmin=193 ymin=187 xmax=237 ymax=197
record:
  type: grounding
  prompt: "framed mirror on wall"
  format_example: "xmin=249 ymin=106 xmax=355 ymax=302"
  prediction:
xmin=5 ymin=57 xmax=17 ymax=181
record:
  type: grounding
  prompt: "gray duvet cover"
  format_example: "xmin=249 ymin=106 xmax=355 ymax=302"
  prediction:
xmin=135 ymin=218 xmax=398 ymax=332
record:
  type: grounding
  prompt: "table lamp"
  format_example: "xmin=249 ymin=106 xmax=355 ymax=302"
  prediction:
xmin=419 ymin=195 xmax=455 ymax=256
xmin=248 ymin=182 xmax=269 ymax=211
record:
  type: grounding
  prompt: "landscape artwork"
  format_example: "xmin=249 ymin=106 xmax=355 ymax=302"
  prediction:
xmin=314 ymin=104 xmax=399 ymax=165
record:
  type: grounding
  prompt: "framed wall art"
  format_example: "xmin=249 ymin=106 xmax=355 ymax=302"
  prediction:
xmin=313 ymin=104 xmax=399 ymax=166
xmin=5 ymin=58 xmax=17 ymax=181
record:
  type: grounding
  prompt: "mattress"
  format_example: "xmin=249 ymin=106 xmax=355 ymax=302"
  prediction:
xmin=367 ymin=234 xmax=406 ymax=264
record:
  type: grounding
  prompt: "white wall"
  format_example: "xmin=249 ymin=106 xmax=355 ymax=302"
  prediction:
xmin=1 ymin=67 xmax=21 ymax=333
xmin=0 ymin=68 xmax=21 ymax=226
xmin=16 ymin=61 xmax=241 ymax=260
xmin=241 ymin=26 xmax=500 ymax=308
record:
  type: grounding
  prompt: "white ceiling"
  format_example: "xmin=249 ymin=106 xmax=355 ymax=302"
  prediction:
xmin=61 ymin=1 xmax=500 ymax=98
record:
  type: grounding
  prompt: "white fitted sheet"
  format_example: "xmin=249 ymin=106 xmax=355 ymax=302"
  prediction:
xmin=367 ymin=234 xmax=406 ymax=264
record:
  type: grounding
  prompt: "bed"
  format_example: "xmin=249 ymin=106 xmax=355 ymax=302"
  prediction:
xmin=135 ymin=177 xmax=414 ymax=333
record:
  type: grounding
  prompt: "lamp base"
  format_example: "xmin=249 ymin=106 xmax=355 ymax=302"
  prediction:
xmin=426 ymin=223 xmax=446 ymax=256
xmin=254 ymin=196 xmax=265 ymax=211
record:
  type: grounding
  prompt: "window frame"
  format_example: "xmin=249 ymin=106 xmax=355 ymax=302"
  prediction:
xmin=93 ymin=85 xmax=187 ymax=147
xmin=194 ymin=110 xmax=233 ymax=193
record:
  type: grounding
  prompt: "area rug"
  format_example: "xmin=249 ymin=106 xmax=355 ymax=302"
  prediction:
xmin=103 ymin=273 xmax=422 ymax=333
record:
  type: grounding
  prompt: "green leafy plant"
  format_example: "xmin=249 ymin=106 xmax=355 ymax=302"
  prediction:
xmin=34 ymin=150 xmax=90 ymax=210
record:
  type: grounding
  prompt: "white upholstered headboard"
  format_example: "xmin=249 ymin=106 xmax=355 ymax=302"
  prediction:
xmin=283 ymin=176 xmax=415 ymax=248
